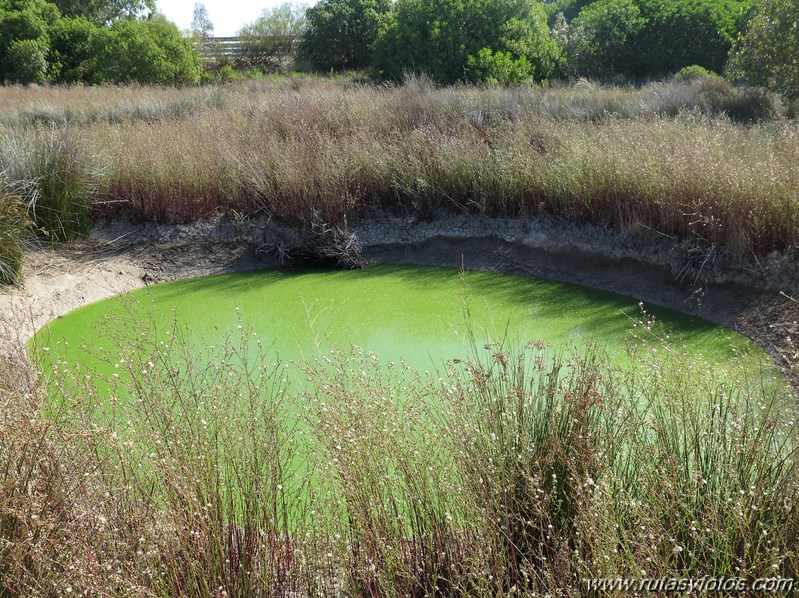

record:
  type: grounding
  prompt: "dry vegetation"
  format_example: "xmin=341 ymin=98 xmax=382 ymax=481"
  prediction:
xmin=1 ymin=76 xmax=799 ymax=595
xmin=0 ymin=75 xmax=797 ymax=256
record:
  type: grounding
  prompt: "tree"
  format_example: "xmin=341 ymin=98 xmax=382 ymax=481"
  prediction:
xmin=53 ymin=0 xmax=154 ymax=24
xmin=235 ymin=3 xmax=306 ymax=70
xmin=49 ymin=15 xmax=100 ymax=82
xmin=0 ymin=0 xmax=60 ymax=83
xmin=297 ymin=0 xmax=390 ymax=71
xmin=93 ymin=17 xmax=202 ymax=84
xmin=373 ymin=0 xmax=561 ymax=84
xmin=632 ymin=0 xmax=752 ymax=76
xmin=726 ymin=0 xmax=799 ymax=100
xmin=560 ymin=0 xmax=644 ymax=78
xmin=191 ymin=2 xmax=213 ymax=40
xmin=7 ymin=38 xmax=49 ymax=82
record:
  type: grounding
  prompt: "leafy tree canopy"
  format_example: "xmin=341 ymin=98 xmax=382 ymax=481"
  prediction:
xmin=236 ymin=3 xmax=307 ymax=70
xmin=726 ymin=0 xmax=799 ymax=100
xmin=0 ymin=0 xmax=201 ymax=85
xmin=92 ymin=16 xmax=202 ymax=84
xmin=191 ymin=2 xmax=213 ymax=39
xmin=0 ymin=0 xmax=60 ymax=82
xmin=553 ymin=0 xmax=752 ymax=78
xmin=298 ymin=0 xmax=391 ymax=71
xmin=633 ymin=0 xmax=752 ymax=76
xmin=558 ymin=0 xmax=644 ymax=78
xmin=49 ymin=15 xmax=99 ymax=81
xmin=373 ymin=0 xmax=561 ymax=84
xmin=53 ymin=0 xmax=154 ymax=24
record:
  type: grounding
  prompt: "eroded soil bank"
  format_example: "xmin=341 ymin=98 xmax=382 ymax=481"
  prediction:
xmin=1 ymin=213 xmax=796 ymax=381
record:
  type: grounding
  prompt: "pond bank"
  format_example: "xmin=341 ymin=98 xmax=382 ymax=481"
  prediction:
xmin=1 ymin=213 xmax=796 ymax=380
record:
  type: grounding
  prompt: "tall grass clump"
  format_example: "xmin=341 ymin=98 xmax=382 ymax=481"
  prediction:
xmin=625 ymin=348 xmax=799 ymax=581
xmin=442 ymin=339 xmax=638 ymax=592
xmin=0 ymin=85 xmax=229 ymax=129
xmin=1 ymin=79 xmax=797 ymax=255
xmin=0 ymin=187 xmax=32 ymax=285
xmin=300 ymin=347 xmax=474 ymax=595
xmin=87 ymin=78 xmax=799 ymax=254
xmin=0 ymin=311 xmax=101 ymax=594
xmin=439 ymin=331 xmax=799 ymax=593
xmin=50 ymin=311 xmax=313 ymax=595
xmin=0 ymin=128 xmax=99 ymax=242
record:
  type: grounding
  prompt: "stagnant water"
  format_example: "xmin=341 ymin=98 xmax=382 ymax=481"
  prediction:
xmin=35 ymin=265 xmax=764 ymax=379
xmin=30 ymin=265 xmax=779 ymax=528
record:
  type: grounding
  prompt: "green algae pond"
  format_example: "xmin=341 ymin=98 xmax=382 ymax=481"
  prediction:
xmin=31 ymin=265 xmax=781 ymax=528
xmin=34 ymin=265 xmax=772 ymax=396
xmin=35 ymin=265 xmax=764 ymax=375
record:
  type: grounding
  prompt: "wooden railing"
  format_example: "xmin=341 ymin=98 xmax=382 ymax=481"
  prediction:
xmin=197 ymin=37 xmax=244 ymax=58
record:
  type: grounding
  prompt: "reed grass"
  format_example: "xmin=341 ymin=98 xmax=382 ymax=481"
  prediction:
xmin=0 ymin=189 xmax=31 ymax=284
xmin=3 ymin=302 xmax=797 ymax=595
xmin=0 ymin=128 xmax=99 ymax=242
xmin=0 ymin=76 xmax=796 ymax=256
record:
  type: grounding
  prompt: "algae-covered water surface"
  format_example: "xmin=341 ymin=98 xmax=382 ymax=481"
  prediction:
xmin=36 ymin=265 xmax=762 ymax=380
xmin=33 ymin=265 xmax=775 ymax=528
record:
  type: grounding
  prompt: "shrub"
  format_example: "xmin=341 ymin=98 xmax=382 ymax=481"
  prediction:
xmin=6 ymin=38 xmax=50 ymax=84
xmin=562 ymin=0 xmax=645 ymax=78
xmin=633 ymin=0 xmax=752 ymax=77
xmin=0 ymin=0 xmax=60 ymax=83
xmin=93 ymin=17 xmax=202 ymax=85
xmin=49 ymin=16 xmax=100 ymax=83
xmin=298 ymin=0 xmax=391 ymax=71
xmin=726 ymin=0 xmax=799 ymax=101
xmin=0 ymin=191 xmax=31 ymax=285
xmin=673 ymin=64 xmax=722 ymax=81
xmin=372 ymin=0 xmax=560 ymax=85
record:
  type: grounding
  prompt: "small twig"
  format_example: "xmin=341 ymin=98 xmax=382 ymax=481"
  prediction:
xmin=636 ymin=222 xmax=677 ymax=240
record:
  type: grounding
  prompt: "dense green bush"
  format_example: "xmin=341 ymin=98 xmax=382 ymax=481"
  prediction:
xmin=558 ymin=0 xmax=644 ymax=78
xmin=633 ymin=0 xmax=752 ymax=76
xmin=727 ymin=0 xmax=799 ymax=101
xmin=673 ymin=64 xmax=722 ymax=81
xmin=0 ymin=0 xmax=200 ymax=85
xmin=0 ymin=0 xmax=59 ymax=83
xmin=93 ymin=17 xmax=201 ymax=84
xmin=373 ymin=0 xmax=560 ymax=84
xmin=298 ymin=0 xmax=391 ymax=71
xmin=6 ymin=38 xmax=50 ymax=83
xmin=49 ymin=16 xmax=99 ymax=82
xmin=553 ymin=0 xmax=752 ymax=79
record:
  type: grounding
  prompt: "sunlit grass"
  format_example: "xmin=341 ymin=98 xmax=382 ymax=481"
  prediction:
xmin=0 ymin=77 xmax=797 ymax=255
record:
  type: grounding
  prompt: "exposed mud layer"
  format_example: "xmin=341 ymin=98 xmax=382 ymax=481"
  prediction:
xmin=1 ymin=214 xmax=796 ymax=383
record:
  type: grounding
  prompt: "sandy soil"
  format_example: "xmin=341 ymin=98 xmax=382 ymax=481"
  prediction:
xmin=1 ymin=227 xmax=796 ymax=383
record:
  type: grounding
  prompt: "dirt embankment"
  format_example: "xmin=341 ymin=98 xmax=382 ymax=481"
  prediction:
xmin=1 ymin=213 xmax=796 ymax=381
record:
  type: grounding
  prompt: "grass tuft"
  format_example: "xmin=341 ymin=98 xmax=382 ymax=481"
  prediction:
xmin=0 ymin=188 xmax=32 ymax=285
xmin=0 ymin=128 xmax=98 ymax=243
